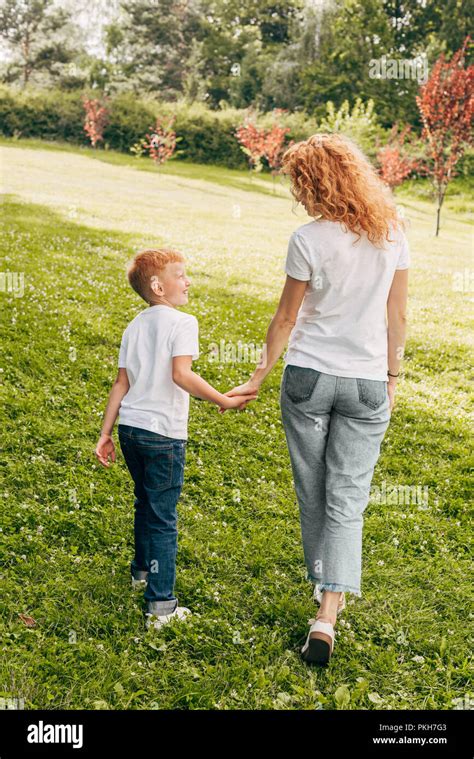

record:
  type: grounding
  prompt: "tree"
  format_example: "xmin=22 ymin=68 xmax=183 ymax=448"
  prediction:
xmin=235 ymin=110 xmax=292 ymax=181
xmin=181 ymin=38 xmax=209 ymax=104
xmin=108 ymin=0 xmax=304 ymax=107
xmin=262 ymin=0 xmax=473 ymax=126
xmin=209 ymin=0 xmax=303 ymax=45
xmin=263 ymin=114 xmax=292 ymax=192
xmin=235 ymin=119 xmax=267 ymax=172
xmin=416 ymin=37 xmax=474 ymax=235
xmin=109 ymin=0 xmax=202 ymax=98
xmin=82 ymin=95 xmax=109 ymax=147
xmin=376 ymin=124 xmax=423 ymax=188
xmin=264 ymin=121 xmax=291 ymax=177
xmin=0 ymin=0 xmax=77 ymax=86
xmin=130 ymin=115 xmax=178 ymax=165
xmin=303 ymin=0 xmax=422 ymax=127
xmin=382 ymin=0 xmax=473 ymax=60
xmin=260 ymin=0 xmax=326 ymax=111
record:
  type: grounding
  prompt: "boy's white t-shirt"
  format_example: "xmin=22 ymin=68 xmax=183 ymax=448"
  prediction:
xmin=283 ymin=219 xmax=410 ymax=381
xmin=117 ymin=305 xmax=199 ymax=439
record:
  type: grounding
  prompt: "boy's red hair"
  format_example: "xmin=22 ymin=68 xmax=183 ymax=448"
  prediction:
xmin=281 ymin=133 xmax=405 ymax=246
xmin=127 ymin=248 xmax=185 ymax=302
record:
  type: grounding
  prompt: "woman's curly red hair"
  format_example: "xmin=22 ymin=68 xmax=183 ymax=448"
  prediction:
xmin=281 ymin=133 xmax=405 ymax=247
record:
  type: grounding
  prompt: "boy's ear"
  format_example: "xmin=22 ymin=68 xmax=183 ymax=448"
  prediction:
xmin=150 ymin=275 xmax=164 ymax=295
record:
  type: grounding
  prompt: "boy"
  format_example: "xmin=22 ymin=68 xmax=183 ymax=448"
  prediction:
xmin=95 ymin=249 xmax=257 ymax=630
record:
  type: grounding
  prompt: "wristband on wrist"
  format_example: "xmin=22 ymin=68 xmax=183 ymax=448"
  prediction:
xmin=387 ymin=371 xmax=400 ymax=377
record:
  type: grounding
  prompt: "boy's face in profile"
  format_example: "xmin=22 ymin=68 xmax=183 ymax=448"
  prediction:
xmin=151 ymin=262 xmax=191 ymax=306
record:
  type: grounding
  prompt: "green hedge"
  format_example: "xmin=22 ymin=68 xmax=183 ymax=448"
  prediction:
xmin=0 ymin=87 xmax=86 ymax=143
xmin=0 ymin=87 xmax=247 ymax=168
xmin=0 ymin=86 xmax=317 ymax=169
xmin=1 ymin=85 xmax=471 ymax=177
xmin=102 ymin=93 xmax=158 ymax=154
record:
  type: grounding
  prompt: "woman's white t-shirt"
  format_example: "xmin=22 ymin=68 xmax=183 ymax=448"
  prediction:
xmin=117 ymin=304 xmax=199 ymax=439
xmin=283 ymin=219 xmax=410 ymax=381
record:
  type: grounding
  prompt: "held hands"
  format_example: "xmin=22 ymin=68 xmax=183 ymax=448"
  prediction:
xmin=218 ymin=380 xmax=260 ymax=414
xmin=95 ymin=433 xmax=116 ymax=467
xmin=94 ymin=382 xmax=259 ymax=465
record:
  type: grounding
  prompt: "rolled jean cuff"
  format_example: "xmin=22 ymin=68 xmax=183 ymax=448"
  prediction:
xmin=318 ymin=582 xmax=361 ymax=597
xmin=307 ymin=572 xmax=361 ymax=597
xmin=147 ymin=598 xmax=178 ymax=616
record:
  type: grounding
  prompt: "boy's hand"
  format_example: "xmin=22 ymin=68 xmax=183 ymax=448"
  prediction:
xmin=95 ymin=433 xmax=116 ymax=467
xmin=218 ymin=392 xmax=258 ymax=413
xmin=218 ymin=382 xmax=260 ymax=413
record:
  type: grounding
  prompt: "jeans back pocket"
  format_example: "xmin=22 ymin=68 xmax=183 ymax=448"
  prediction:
xmin=140 ymin=445 xmax=174 ymax=490
xmin=283 ymin=364 xmax=321 ymax=404
xmin=356 ymin=378 xmax=387 ymax=410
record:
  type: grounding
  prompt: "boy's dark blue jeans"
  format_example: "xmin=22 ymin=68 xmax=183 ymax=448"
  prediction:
xmin=118 ymin=424 xmax=186 ymax=616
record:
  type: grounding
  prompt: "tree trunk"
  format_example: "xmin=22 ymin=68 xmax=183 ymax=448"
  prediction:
xmin=22 ymin=32 xmax=30 ymax=88
xmin=435 ymin=186 xmax=447 ymax=236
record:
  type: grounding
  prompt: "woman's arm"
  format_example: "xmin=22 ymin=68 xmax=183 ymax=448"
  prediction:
xmin=387 ymin=269 xmax=408 ymax=409
xmin=223 ymin=275 xmax=309 ymax=401
xmin=172 ymin=355 xmax=258 ymax=408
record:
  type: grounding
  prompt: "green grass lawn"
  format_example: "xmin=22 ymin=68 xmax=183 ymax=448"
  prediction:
xmin=0 ymin=135 xmax=289 ymax=199
xmin=0 ymin=141 xmax=472 ymax=710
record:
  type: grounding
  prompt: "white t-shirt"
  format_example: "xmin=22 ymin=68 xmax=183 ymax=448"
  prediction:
xmin=117 ymin=305 xmax=199 ymax=439
xmin=283 ymin=219 xmax=410 ymax=381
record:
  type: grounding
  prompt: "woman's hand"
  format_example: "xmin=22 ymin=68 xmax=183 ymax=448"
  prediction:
xmin=218 ymin=391 xmax=258 ymax=412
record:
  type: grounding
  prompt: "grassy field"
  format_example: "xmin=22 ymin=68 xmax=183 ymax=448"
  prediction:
xmin=0 ymin=139 xmax=472 ymax=710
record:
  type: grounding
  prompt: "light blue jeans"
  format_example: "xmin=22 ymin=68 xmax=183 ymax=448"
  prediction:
xmin=280 ymin=364 xmax=391 ymax=597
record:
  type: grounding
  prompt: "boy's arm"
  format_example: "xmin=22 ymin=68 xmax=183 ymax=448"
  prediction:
xmin=95 ymin=368 xmax=130 ymax=467
xmin=172 ymin=356 xmax=257 ymax=409
xmin=100 ymin=368 xmax=130 ymax=435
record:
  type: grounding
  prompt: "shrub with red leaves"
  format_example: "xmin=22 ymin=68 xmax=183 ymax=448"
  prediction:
xmin=235 ymin=121 xmax=267 ymax=172
xmin=264 ymin=124 xmax=292 ymax=175
xmin=82 ymin=96 xmax=109 ymax=148
xmin=131 ymin=115 xmax=178 ymax=166
xmin=377 ymin=124 xmax=423 ymax=188
xmin=235 ymin=112 xmax=292 ymax=179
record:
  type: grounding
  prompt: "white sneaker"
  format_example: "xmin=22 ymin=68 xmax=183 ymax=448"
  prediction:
xmin=145 ymin=606 xmax=192 ymax=630
xmin=301 ymin=618 xmax=335 ymax=665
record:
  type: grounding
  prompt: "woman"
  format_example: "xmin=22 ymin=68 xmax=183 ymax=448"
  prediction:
xmin=223 ymin=133 xmax=409 ymax=666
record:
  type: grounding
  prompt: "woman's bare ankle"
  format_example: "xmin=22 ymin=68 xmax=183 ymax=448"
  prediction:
xmin=316 ymin=610 xmax=337 ymax=626
xmin=317 ymin=590 xmax=343 ymax=626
